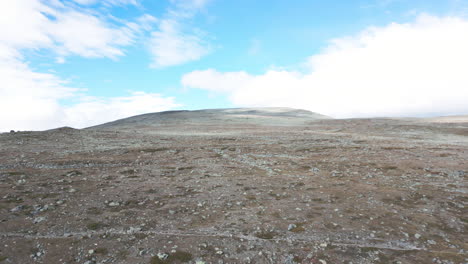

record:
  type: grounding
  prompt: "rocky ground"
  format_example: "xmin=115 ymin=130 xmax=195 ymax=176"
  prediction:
xmin=0 ymin=109 xmax=467 ymax=263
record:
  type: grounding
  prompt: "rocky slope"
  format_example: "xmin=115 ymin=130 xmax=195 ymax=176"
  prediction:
xmin=0 ymin=108 xmax=466 ymax=264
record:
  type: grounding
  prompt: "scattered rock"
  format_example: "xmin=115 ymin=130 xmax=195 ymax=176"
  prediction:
xmin=33 ymin=217 xmax=46 ymax=224
xmin=17 ymin=179 xmax=26 ymax=184
xmin=10 ymin=205 xmax=23 ymax=212
xmin=157 ymin=253 xmax=168 ymax=260
xmin=127 ymin=226 xmax=142 ymax=234
xmin=108 ymin=201 xmax=120 ymax=207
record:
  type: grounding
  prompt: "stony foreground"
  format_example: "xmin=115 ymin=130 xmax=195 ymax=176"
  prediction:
xmin=0 ymin=117 xmax=467 ymax=263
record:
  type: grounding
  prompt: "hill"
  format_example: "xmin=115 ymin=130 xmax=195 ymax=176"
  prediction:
xmin=87 ymin=107 xmax=331 ymax=131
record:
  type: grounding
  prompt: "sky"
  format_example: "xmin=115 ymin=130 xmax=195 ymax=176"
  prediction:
xmin=1 ymin=0 xmax=468 ymax=131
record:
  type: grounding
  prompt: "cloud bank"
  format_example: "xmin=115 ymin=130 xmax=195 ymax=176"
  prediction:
xmin=0 ymin=0 xmax=178 ymax=131
xmin=182 ymin=14 xmax=468 ymax=118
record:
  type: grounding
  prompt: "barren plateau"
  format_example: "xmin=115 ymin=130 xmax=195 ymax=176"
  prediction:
xmin=0 ymin=108 xmax=466 ymax=264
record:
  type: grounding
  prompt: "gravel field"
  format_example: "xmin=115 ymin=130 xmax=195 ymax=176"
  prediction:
xmin=0 ymin=108 xmax=466 ymax=264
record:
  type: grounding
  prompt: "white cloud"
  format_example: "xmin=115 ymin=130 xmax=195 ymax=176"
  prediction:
xmin=73 ymin=0 xmax=139 ymax=7
xmin=50 ymin=11 xmax=135 ymax=59
xmin=182 ymin=14 xmax=468 ymax=118
xmin=169 ymin=0 xmax=211 ymax=18
xmin=182 ymin=69 xmax=253 ymax=93
xmin=171 ymin=0 xmax=211 ymax=10
xmin=0 ymin=90 xmax=180 ymax=131
xmin=149 ymin=19 xmax=211 ymax=68
xmin=0 ymin=0 xmax=178 ymax=131
xmin=0 ymin=0 xmax=146 ymax=60
xmin=0 ymin=56 xmax=75 ymax=131
xmin=104 ymin=0 xmax=140 ymax=7
xmin=0 ymin=49 xmax=180 ymax=131
xmin=0 ymin=0 xmax=54 ymax=53
xmin=148 ymin=0 xmax=212 ymax=68
xmin=73 ymin=0 xmax=97 ymax=5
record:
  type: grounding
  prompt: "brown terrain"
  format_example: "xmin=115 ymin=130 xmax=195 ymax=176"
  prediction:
xmin=0 ymin=108 xmax=466 ymax=264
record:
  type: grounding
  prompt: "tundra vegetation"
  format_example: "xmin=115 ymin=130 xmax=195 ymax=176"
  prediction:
xmin=0 ymin=108 xmax=466 ymax=263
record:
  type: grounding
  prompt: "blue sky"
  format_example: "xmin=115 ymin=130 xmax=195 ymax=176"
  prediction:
xmin=1 ymin=0 xmax=468 ymax=130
